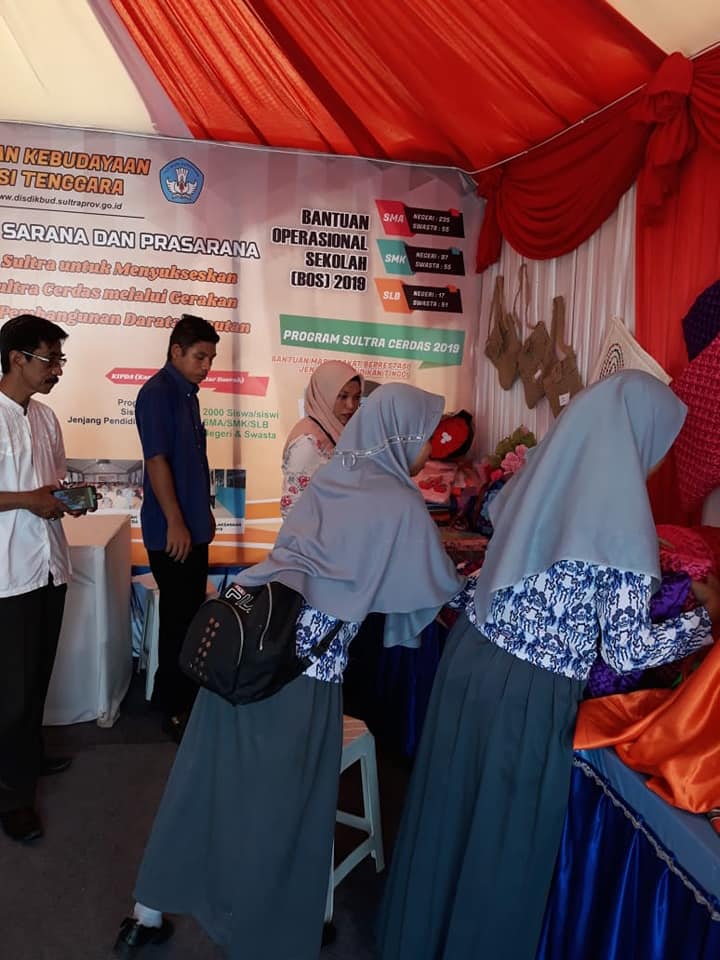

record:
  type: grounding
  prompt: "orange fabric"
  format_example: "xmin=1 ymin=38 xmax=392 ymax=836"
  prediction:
xmin=574 ymin=641 xmax=720 ymax=814
xmin=109 ymin=0 xmax=661 ymax=168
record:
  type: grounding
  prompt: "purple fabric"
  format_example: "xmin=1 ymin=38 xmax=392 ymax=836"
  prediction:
xmin=649 ymin=571 xmax=692 ymax=622
xmin=585 ymin=660 xmax=644 ymax=699
xmin=681 ymin=279 xmax=720 ymax=361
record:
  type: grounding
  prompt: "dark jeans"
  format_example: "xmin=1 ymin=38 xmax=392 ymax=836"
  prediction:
xmin=148 ymin=544 xmax=208 ymax=718
xmin=0 ymin=579 xmax=67 ymax=812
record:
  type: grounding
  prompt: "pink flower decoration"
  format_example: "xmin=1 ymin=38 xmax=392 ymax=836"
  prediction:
xmin=500 ymin=445 xmax=529 ymax=477
xmin=490 ymin=468 xmax=504 ymax=482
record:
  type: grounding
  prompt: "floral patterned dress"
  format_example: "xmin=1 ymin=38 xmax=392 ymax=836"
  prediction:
xmin=280 ymin=433 xmax=332 ymax=518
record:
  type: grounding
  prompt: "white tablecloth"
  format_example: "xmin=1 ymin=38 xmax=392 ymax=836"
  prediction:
xmin=44 ymin=514 xmax=133 ymax=727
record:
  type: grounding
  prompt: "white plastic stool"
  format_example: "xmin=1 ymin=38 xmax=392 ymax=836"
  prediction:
xmin=325 ymin=716 xmax=385 ymax=921
xmin=132 ymin=573 xmax=217 ymax=701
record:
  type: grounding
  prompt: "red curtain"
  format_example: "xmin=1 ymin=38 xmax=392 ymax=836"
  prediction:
xmin=635 ymin=49 xmax=720 ymax=379
xmin=475 ymin=92 xmax=649 ymax=270
xmin=475 ymin=52 xmax=701 ymax=270
xmin=109 ymin=0 xmax=661 ymax=168
xmin=471 ymin=46 xmax=720 ymax=519
xmin=102 ymin=3 xmax=720 ymax=523
xmin=636 ymin=140 xmax=720 ymax=379
xmin=634 ymin=49 xmax=720 ymax=523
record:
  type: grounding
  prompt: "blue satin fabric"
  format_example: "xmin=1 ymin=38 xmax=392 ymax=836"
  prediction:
xmin=538 ymin=765 xmax=720 ymax=959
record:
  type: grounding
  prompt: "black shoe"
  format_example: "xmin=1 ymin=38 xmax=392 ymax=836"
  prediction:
xmin=0 ymin=807 xmax=43 ymax=843
xmin=322 ymin=922 xmax=337 ymax=947
xmin=161 ymin=714 xmax=187 ymax=744
xmin=113 ymin=917 xmax=174 ymax=959
xmin=40 ymin=755 xmax=72 ymax=776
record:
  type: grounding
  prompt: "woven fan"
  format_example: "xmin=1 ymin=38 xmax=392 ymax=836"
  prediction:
xmin=589 ymin=316 xmax=670 ymax=385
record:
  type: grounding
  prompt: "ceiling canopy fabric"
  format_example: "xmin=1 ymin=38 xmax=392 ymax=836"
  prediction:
xmin=0 ymin=0 xmax=719 ymax=274
xmin=102 ymin=1 xmax=720 ymax=269
xmin=108 ymin=0 xmax=664 ymax=169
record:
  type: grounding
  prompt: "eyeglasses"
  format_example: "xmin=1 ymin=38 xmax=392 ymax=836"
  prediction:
xmin=21 ymin=351 xmax=68 ymax=368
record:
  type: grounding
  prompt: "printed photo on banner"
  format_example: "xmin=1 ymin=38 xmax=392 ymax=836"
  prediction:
xmin=66 ymin=459 xmax=246 ymax=537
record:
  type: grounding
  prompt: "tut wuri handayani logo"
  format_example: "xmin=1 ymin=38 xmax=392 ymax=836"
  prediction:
xmin=159 ymin=157 xmax=204 ymax=204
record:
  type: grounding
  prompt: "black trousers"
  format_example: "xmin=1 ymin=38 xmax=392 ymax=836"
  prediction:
xmin=0 ymin=579 xmax=67 ymax=812
xmin=148 ymin=544 xmax=208 ymax=718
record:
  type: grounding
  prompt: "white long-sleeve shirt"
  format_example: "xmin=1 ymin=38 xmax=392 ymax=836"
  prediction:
xmin=0 ymin=392 xmax=71 ymax=597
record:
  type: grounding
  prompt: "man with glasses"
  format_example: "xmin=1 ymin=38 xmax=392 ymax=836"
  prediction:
xmin=0 ymin=314 xmax=77 ymax=843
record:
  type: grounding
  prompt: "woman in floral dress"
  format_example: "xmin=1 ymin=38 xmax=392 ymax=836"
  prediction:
xmin=280 ymin=360 xmax=362 ymax=517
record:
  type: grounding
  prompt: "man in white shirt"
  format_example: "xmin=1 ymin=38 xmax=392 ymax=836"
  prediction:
xmin=0 ymin=314 xmax=78 ymax=844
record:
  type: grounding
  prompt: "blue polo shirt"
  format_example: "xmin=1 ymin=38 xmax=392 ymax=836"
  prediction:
xmin=135 ymin=362 xmax=212 ymax=551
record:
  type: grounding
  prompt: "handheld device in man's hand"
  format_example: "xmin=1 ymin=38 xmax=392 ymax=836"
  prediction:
xmin=52 ymin=485 xmax=98 ymax=512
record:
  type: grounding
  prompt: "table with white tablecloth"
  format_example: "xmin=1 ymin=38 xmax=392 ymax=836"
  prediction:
xmin=44 ymin=514 xmax=133 ymax=727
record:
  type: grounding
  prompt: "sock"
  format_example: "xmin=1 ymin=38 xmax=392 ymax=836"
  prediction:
xmin=133 ymin=902 xmax=163 ymax=928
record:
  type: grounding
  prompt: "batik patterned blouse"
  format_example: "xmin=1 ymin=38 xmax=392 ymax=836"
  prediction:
xmin=296 ymin=603 xmax=361 ymax=683
xmin=453 ymin=560 xmax=712 ymax=681
xmin=296 ymin=559 xmax=712 ymax=684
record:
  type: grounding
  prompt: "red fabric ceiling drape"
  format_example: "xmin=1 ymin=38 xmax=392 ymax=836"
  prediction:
xmin=474 ymin=92 xmax=649 ymax=269
xmin=475 ymin=52 xmax=701 ymax=270
xmin=109 ymin=0 xmax=662 ymax=169
xmin=106 ymin=1 xmax=720 ymax=318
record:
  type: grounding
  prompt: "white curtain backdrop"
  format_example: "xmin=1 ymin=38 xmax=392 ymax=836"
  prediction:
xmin=0 ymin=0 xmax=190 ymax=137
xmin=471 ymin=185 xmax=636 ymax=454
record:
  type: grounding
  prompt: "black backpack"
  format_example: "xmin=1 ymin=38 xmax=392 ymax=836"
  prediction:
xmin=180 ymin=581 xmax=342 ymax=706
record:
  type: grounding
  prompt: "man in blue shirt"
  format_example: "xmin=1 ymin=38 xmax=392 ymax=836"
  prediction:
xmin=135 ymin=315 xmax=219 ymax=739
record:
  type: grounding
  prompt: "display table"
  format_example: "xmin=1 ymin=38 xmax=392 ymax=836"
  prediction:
xmin=44 ymin=514 xmax=133 ymax=727
xmin=538 ymin=748 xmax=720 ymax=959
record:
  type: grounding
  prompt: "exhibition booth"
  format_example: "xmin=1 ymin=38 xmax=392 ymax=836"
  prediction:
xmin=1 ymin=1 xmax=720 ymax=956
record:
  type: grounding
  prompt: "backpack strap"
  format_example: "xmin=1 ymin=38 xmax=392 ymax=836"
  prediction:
xmin=299 ymin=619 xmax=345 ymax=670
xmin=307 ymin=416 xmax=337 ymax=447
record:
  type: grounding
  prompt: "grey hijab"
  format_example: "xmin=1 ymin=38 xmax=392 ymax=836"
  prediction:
xmin=474 ymin=370 xmax=687 ymax=625
xmin=238 ymin=383 xmax=462 ymax=647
